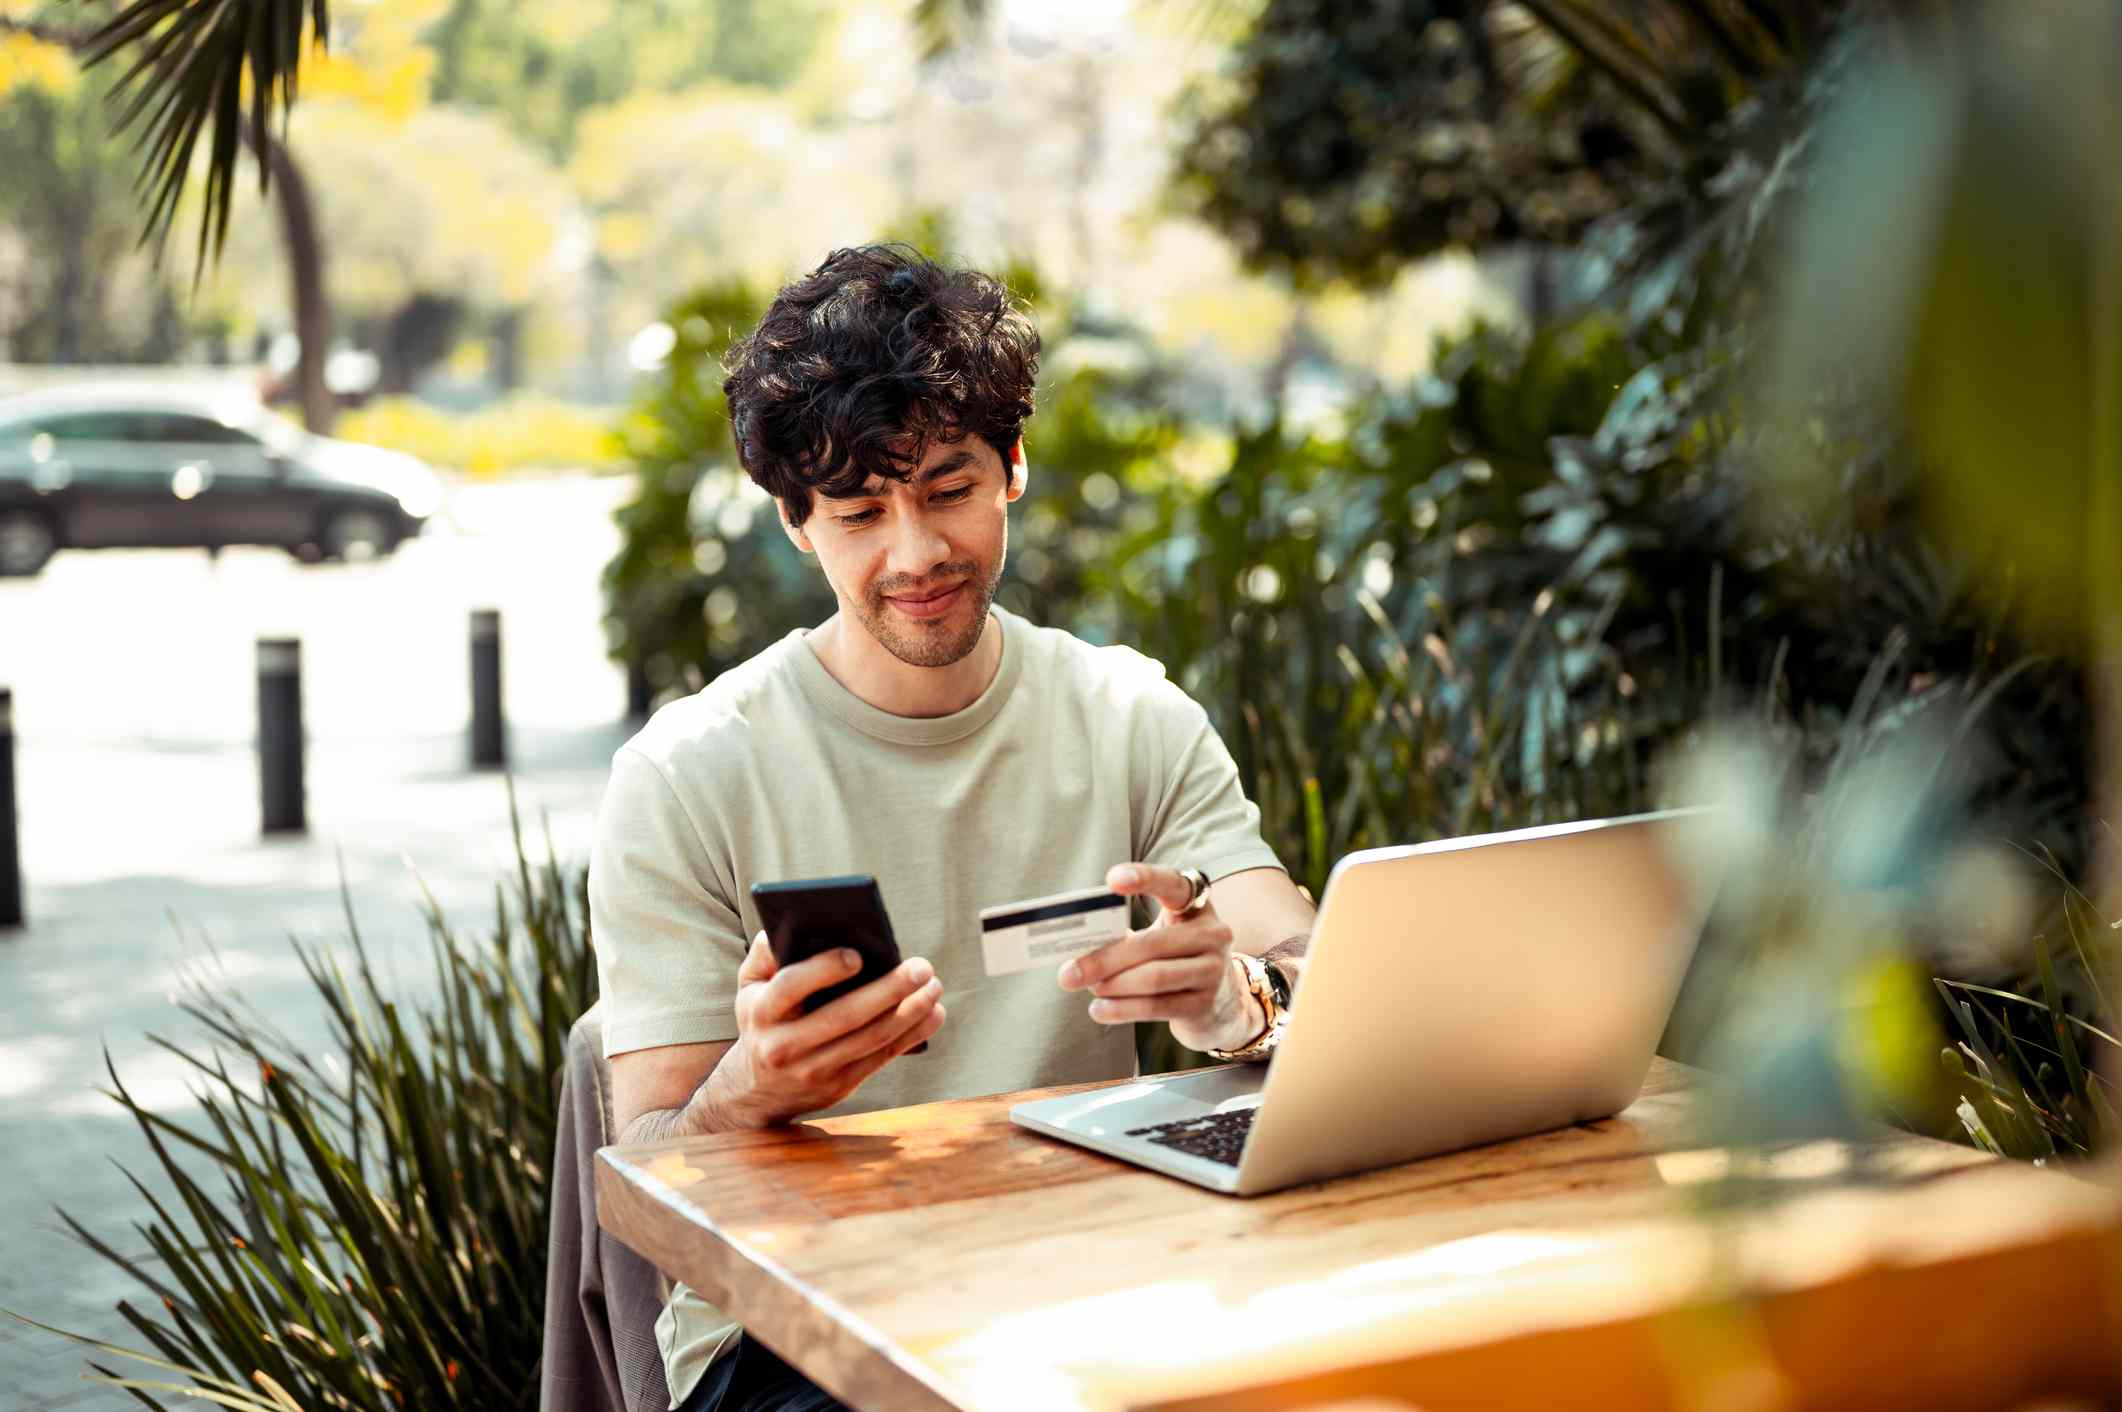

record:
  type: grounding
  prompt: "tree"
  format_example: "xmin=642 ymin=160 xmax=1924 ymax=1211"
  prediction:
xmin=2 ymin=3 xmax=337 ymax=426
xmin=0 ymin=61 xmax=185 ymax=362
xmin=1171 ymin=0 xmax=1855 ymax=300
xmin=427 ymin=0 xmax=831 ymax=157
xmin=567 ymin=80 xmax=899 ymax=339
xmin=242 ymin=97 xmax=577 ymax=393
xmin=5 ymin=0 xmax=841 ymax=413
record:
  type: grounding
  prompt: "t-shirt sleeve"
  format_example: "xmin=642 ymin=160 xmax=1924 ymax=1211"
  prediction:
xmin=1136 ymin=682 xmax=1286 ymax=883
xmin=588 ymin=744 xmax=746 ymax=1057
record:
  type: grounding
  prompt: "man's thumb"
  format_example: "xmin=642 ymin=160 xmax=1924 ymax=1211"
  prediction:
xmin=738 ymin=930 xmax=776 ymax=983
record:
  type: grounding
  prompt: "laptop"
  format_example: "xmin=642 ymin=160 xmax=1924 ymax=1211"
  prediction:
xmin=1010 ymin=809 xmax=1714 ymax=1196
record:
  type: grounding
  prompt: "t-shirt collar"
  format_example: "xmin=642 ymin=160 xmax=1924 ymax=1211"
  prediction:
xmin=787 ymin=604 xmax=1024 ymax=746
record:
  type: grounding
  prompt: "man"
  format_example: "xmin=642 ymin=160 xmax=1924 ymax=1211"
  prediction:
xmin=589 ymin=244 xmax=1317 ymax=1412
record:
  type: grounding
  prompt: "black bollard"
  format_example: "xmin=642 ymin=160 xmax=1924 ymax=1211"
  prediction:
xmin=257 ymin=638 xmax=306 ymax=834
xmin=470 ymin=608 xmax=505 ymax=769
xmin=1 ymin=686 xmax=21 ymax=929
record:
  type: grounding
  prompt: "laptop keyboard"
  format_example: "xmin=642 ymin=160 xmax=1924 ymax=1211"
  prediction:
xmin=1127 ymin=1106 xmax=1258 ymax=1167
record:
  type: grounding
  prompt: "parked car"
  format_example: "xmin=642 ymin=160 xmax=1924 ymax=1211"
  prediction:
xmin=0 ymin=385 xmax=443 ymax=576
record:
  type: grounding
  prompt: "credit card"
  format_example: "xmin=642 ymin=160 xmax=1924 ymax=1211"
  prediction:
xmin=979 ymin=884 xmax=1129 ymax=977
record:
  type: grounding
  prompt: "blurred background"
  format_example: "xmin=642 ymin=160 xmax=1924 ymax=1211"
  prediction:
xmin=1 ymin=0 xmax=2117 ymax=1407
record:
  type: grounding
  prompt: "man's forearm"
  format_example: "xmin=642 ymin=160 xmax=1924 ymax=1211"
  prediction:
xmin=617 ymin=1053 xmax=761 ymax=1146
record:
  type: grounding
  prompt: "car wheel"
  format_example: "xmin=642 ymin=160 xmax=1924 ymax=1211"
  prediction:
xmin=0 ymin=510 xmax=56 ymax=576
xmin=320 ymin=508 xmax=397 ymax=563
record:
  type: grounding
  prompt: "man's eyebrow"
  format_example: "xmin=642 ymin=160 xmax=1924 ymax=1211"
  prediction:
xmin=838 ymin=449 xmax=978 ymax=498
xmin=917 ymin=449 xmax=977 ymax=482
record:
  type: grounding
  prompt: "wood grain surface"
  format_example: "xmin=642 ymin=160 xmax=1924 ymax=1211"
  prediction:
xmin=596 ymin=1059 xmax=2122 ymax=1412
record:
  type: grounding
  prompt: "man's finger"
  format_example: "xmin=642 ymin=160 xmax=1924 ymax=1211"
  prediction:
xmin=832 ymin=1001 xmax=948 ymax=1093
xmin=1085 ymin=992 xmax=1206 ymax=1026
xmin=755 ymin=946 xmax=865 ymax=1024
xmin=1061 ymin=921 xmax=1226 ymax=991
xmin=1086 ymin=955 xmax=1223 ymax=999
xmin=804 ymin=974 xmax=943 ymax=1073
xmin=1104 ymin=862 xmax=1204 ymax=918
xmin=793 ymin=955 xmax=937 ymax=1045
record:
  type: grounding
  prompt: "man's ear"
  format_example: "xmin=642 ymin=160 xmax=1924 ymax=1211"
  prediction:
xmin=777 ymin=499 xmax=814 ymax=554
xmin=1005 ymin=438 xmax=1029 ymax=502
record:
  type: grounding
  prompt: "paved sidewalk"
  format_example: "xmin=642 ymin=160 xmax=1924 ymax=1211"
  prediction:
xmin=1 ymin=726 xmax=628 ymax=1409
xmin=0 ymin=475 xmax=641 ymax=1408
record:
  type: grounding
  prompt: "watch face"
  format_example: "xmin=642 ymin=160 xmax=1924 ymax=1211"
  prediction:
xmin=1266 ymin=960 xmax=1293 ymax=1009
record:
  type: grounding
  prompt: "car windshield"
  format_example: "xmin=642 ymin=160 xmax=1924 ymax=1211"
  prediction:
xmin=0 ymin=401 xmax=306 ymax=450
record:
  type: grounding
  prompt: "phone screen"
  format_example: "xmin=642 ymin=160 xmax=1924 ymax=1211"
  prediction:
xmin=749 ymin=874 xmax=910 ymax=1018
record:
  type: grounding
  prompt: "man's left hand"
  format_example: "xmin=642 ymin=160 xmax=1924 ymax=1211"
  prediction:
xmin=1056 ymin=862 xmax=1264 ymax=1055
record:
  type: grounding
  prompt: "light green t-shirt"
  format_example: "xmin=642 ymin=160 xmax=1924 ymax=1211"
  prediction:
xmin=586 ymin=604 xmax=1283 ymax=1405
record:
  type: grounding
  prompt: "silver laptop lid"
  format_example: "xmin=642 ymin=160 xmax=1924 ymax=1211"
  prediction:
xmin=1232 ymin=809 xmax=1712 ymax=1195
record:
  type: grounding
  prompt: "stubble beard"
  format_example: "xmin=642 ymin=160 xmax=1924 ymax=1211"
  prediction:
xmin=854 ymin=544 xmax=1006 ymax=669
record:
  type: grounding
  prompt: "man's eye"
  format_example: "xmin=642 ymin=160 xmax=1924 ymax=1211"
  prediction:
xmin=933 ymin=486 xmax=973 ymax=504
xmin=837 ymin=509 xmax=881 ymax=527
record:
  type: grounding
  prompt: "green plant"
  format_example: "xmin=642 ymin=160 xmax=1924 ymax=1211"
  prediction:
xmin=1094 ymin=419 xmax=1649 ymax=896
xmin=1629 ymin=612 xmax=2116 ymax=1164
xmin=1128 ymin=537 xmax=1648 ymax=1074
xmin=601 ymin=277 xmax=797 ymax=707
xmin=1939 ymin=893 xmax=2118 ymax=1162
xmin=6 ymin=797 xmax=595 ymax=1409
xmin=1171 ymin=0 xmax=1855 ymax=305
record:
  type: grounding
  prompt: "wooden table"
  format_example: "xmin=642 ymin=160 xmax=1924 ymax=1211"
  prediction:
xmin=597 ymin=1059 xmax=2122 ymax=1412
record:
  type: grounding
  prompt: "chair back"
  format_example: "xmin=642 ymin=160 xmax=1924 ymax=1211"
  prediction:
xmin=539 ymin=1001 xmax=673 ymax=1412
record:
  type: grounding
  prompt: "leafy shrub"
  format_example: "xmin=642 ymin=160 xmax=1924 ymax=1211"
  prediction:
xmin=9 ymin=805 xmax=594 ymax=1409
xmin=1649 ymin=673 xmax=2116 ymax=1162
xmin=603 ymin=292 xmax=1656 ymax=835
xmin=599 ymin=251 xmax=2099 ymax=1110
xmin=602 ymin=293 xmax=1670 ymax=1068
xmin=601 ymin=279 xmax=797 ymax=707
xmin=1572 ymin=337 xmax=2094 ymax=880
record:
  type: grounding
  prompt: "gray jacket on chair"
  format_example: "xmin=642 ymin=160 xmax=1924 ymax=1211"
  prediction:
xmin=541 ymin=1003 xmax=675 ymax=1412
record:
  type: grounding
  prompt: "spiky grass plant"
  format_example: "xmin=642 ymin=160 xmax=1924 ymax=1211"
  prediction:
xmin=6 ymin=795 xmax=595 ymax=1409
xmin=1940 ymin=893 xmax=2118 ymax=1161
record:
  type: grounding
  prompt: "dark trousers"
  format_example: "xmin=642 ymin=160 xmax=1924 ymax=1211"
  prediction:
xmin=675 ymin=1336 xmax=851 ymax=1412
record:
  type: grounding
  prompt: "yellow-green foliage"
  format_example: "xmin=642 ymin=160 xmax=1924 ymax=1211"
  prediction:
xmin=336 ymin=395 xmax=623 ymax=477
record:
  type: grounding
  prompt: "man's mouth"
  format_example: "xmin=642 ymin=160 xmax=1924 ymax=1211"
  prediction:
xmin=884 ymin=582 xmax=965 ymax=620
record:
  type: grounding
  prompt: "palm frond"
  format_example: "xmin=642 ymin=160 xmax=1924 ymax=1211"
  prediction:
xmin=78 ymin=0 xmax=326 ymax=270
xmin=1515 ymin=0 xmax=1695 ymax=141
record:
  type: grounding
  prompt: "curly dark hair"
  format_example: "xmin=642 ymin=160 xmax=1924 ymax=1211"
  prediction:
xmin=721 ymin=244 xmax=1041 ymax=526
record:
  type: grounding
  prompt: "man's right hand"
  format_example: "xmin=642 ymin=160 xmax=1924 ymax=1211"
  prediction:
xmin=706 ymin=931 xmax=946 ymax=1127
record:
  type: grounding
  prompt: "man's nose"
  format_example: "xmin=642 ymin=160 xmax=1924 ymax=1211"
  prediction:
xmin=884 ymin=510 xmax=951 ymax=579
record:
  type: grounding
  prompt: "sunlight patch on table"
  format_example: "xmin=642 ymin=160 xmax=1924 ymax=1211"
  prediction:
xmin=925 ymin=1227 xmax=1699 ymax=1410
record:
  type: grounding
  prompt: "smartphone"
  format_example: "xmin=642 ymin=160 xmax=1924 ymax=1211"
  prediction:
xmin=749 ymin=874 xmax=927 ymax=1052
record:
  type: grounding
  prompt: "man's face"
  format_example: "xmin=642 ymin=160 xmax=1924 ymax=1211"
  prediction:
xmin=783 ymin=436 xmax=1025 ymax=668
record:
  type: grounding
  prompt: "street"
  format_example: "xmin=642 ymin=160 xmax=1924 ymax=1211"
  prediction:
xmin=0 ymin=472 xmax=639 ymax=1408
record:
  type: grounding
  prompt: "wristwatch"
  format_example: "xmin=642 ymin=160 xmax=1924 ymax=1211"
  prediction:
xmin=1207 ymin=953 xmax=1290 ymax=1062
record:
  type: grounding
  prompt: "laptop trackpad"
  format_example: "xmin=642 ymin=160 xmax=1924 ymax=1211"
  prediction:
xmin=1152 ymin=1065 xmax=1268 ymax=1111
xmin=1019 ymin=1063 xmax=1266 ymax=1140
xmin=1088 ymin=1065 xmax=1266 ymax=1129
